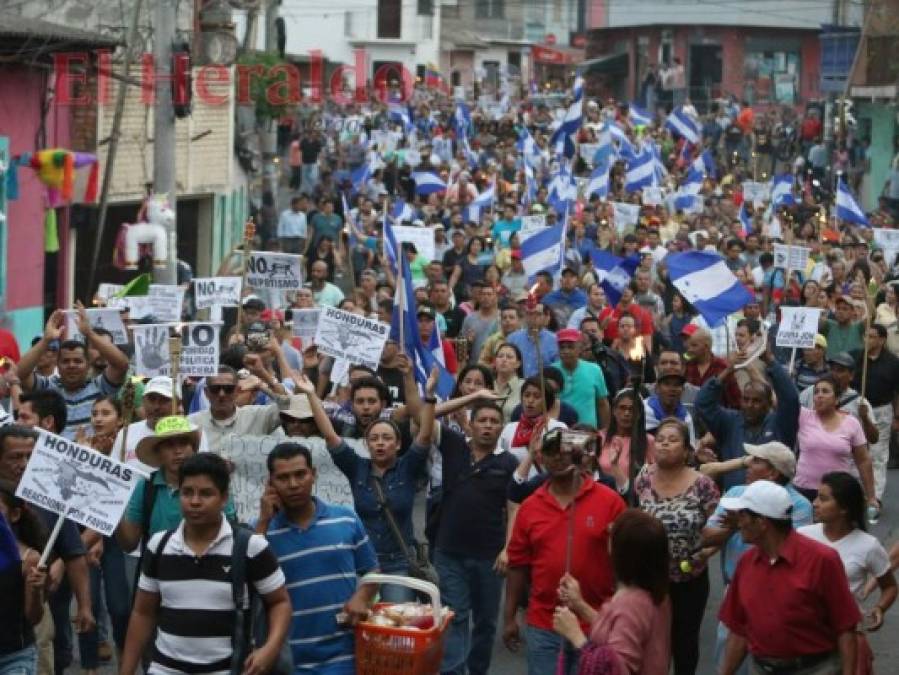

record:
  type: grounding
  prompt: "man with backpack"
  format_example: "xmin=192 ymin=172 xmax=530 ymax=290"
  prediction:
xmin=119 ymin=453 xmax=291 ymax=675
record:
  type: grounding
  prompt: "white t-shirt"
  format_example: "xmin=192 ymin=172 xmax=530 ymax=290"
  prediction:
xmin=798 ymin=523 xmax=891 ymax=601
xmin=113 ymin=420 xmax=211 ymax=476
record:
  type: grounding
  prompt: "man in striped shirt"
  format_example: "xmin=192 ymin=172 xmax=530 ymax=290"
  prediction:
xmin=120 ymin=453 xmax=291 ymax=675
xmin=256 ymin=442 xmax=379 ymax=674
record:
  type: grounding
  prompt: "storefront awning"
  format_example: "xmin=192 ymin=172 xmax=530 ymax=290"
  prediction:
xmin=532 ymin=44 xmax=583 ymax=65
xmin=579 ymin=52 xmax=629 ymax=76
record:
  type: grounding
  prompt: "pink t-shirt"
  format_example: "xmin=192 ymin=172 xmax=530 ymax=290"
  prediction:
xmin=597 ymin=433 xmax=656 ymax=477
xmin=795 ymin=407 xmax=865 ymax=490
xmin=589 ymin=587 xmax=671 ymax=675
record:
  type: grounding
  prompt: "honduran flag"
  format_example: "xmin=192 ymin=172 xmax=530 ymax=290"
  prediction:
xmin=667 ymin=251 xmax=754 ymax=327
xmin=412 ymin=171 xmax=447 ymax=196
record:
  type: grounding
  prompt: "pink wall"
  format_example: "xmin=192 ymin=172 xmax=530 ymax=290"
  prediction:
xmin=0 ymin=65 xmax=71 ymax=311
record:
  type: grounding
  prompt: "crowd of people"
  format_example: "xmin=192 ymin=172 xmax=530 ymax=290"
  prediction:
xmin=3 ymin=81 xmax=899 ymax=675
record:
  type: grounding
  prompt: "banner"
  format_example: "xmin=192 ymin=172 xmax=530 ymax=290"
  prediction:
xmin=773 ymin=244 xmax=810 ymax=271
xmin=16 ymin=431 xmax=142 ymax=536
xmin=314 ymin=306 xmax=389 ymax=369
xmin=291 ymin=308 xmax=321 ymax=347
xmin=874 ymin=228 xmax=899 ymax=266
xmin=641 ymin=187 xmax=664 ymax=206
xmin=193 ymin=277 xmax=242 ymax=309
xmin=219 ymin=435 xmax=353 ymax=523
xmin=611 ymin=202 xmax=641 ymax=232
xmin=519 ymin=214 xmax=546 ymax=242
xmin=392 ymin=225 xmax=436 ymax=261
xmin=107 ymin=285 xmax=185 ymax=323
xmin=246 ymin=252 xmax=304 ymax=291
xmin=66 ymin=309 xmax=128 ymax=345
xmin=776 ymin=307 xmax=822 ymax=348
xmin=132 ymin=323 xmax=220 ymax=377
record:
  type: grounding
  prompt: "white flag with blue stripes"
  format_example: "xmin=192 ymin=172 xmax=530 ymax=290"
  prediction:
xmin=665 ymin=106 xmax=700 ymax=144
xmin=412 ymin=171 xmax=447 ymax=196
xmin=836 ymin=178 xmax=869 ymax=227
xmin=629 ymin=103 xmax=653 ymax=127
xmin=587 ymin=163 xmax=609 ymax=199
xmin=625 ymin=145 xmax=656 ymax=193
xmin=770 ymin=174 xmax=796 ymax=207
xmin=521 ymin=224 xmax=564 ymax=277
xmin=667 ymin=251 xmax=754 ymax=327
xmin=471 ymin=181 xmax=496 ymax=209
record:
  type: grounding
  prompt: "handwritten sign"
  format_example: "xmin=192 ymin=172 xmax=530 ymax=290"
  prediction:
xmin=776 ymin=307 xmax=822 ymax=349
xmin=16 ymin=431 xmax=142 ymax=536
xmin=641 ymin=187 xmax=664 ymax=206
xmin=742 ymin=181 xmax=770 ymax=205
xmin=314 ymin=307 xmax=389 ymax=369
xmin=108 ymin=285 xmax=185 ymax=323
xmin=193 ymin=277 xmax=242 ymax=309
xmin=246 ymin=252 xmax=304 ymax=291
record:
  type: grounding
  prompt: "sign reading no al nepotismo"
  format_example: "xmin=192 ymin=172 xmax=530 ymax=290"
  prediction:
xmin=16 ymin=431 xmax=143 ymax=536
xmin=246 ymin=252 xmax=304 ymax=290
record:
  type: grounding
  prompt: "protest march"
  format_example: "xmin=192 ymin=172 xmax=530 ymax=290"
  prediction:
xmin=5 ymin=12 xmax=899 ymax=675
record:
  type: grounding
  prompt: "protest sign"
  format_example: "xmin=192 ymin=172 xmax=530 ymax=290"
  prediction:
xmin=611 ymin=202 xmax=641 ymax=232
xmin=773 ymin=244 xmax=810 ymax=271
xmin=132 ymin=323 xmax=220 ymax=377
xmin=766 ymin=215 xmax=783 ymax=240
xmin=219 ymin=435 xmax=353 ymax=523
xmin=641 ymin=187 xmax=664 ymax=206
xmin=246 ymin=252 xmax=304 ymax=291
xmin=107 ymin=285 xmax=185 ymax=323
xmin=291 ymin=308 xmax=321 ymax=347
xmin=874 ymin=228 xmax=899 ymax=266
xmin=392 ymin=225 xmax=436 ymax=261
xmin=66 ymin=309 xmax=129 ymax=345
xmin=314 ymin=306 xmax=389 ymax=369
xmin=742 ymin=181 xmax=769 ymax=205
xmin=776 ymin=307 xmax=822 ymax=349
xmin=193 ymin=277 xmax=242 ymax=309
xmin=96 ymin=284 xmax=124 ymax=303
xmin=16 ymin=431 xmax=142 ymax=537
xmin=519 ymin=214 xmax=546 ymax=242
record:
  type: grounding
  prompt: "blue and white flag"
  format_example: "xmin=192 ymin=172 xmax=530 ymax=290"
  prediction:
xmin=625 ymin=145 xmax=656 ymax=193
xmin=521 ymin=224 xmax=564 ymax=277
xmin=550 ymin=75 xmax=585 ymax=160
xmin=548 ymin=164 xmax=577 ymax=214
xmin=424 ymin=321 xmax=456 ymax=399
xmin=667 ymin=251 xmax=754 ymax=327
xmin=680 ymin=167 xmax=703 ymax=195
xmin=412 ymin=171 xmax=447 ymax=196
xmin=665 ymin=107 xmax=700 ymax=144
xmin=691 ymin=150 xmax=716 ymax=179
xmin=523 ymin=161 xmax=538 ymax=206
xmin=770 ymin=174 xmax=796 ymax=207
xmin=454 ymin=100 xmax=472 ymax=139
xmin=629 ymin=103 xmax=653 ymax=127
xmin=671 ymin=192 xmax=703 ymax=213
xmin=739 ymin=203 xmax=753 ymax=237
xmin=517 ymin=127 xmax=541 ymax=166
xmin=391 ymin=197 xmax=414 ymax=223
xmin=471 ymin=181 xmax=496 ymax=209
xmin=388 ymin=103 xmax=413 ymax=132
xmin=836 ymin=178 xmax=870 ymax=227
xmin=594 ymin=252 xmax=640 ymax=306
xmin=587 ymin=163 xmax=610 ymax=199
xmin=350 ymin=161 xmax=373 ymax=192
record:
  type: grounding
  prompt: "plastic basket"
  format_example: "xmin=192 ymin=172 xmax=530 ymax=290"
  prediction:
xmin=354 ymin=573 xmax=454 ymax=675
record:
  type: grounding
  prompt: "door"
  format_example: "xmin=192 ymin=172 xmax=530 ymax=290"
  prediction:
xmin=689 ymin=44 xmax=722 ymax=111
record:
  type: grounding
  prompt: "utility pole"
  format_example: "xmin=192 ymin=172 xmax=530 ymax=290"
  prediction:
xmin=153 ymin=0 xmax=178 ymax=285
xmin=261 ymin=0 xmax=281 ymax=225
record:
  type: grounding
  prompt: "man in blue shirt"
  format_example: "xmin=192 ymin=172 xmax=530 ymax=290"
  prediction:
xmin=277 ymin=195 xmax=308 ymax=254
xmin=542 ymin=268 xmax=587 ymax=327
xmin=490 ymin=204 xmax=521 ymax=250
xmin=256 ymin=443 xmax=378 ymax=674
xmin=552 ymin=328 xmax=609 ymax=428
xmin=506 ymin=303 xmax=559 ymax=378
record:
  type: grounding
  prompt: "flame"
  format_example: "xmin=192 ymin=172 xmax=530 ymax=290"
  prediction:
xmin=627 ymin=336 xmax=645 ymax=361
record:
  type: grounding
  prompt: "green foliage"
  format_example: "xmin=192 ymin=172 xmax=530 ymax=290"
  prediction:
xmin=236 ymin=52 xmax=295 ymax=121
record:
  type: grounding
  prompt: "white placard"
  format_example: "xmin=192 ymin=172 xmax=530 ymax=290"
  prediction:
xmin=147 ymin=285 xmax=186 ymax=323
xmin=16 ymin=431 xmax=142 ymax=536
xmin=246 ymin=252 xmax=304 ymax=291
xmin=96 ymin=284 xmax=124 ymax=303
xmin=392 ymin=225 xmax=436 ymax=261
xmin=519 ymin=214 xmax=546 ymax=242
xmin=776 ymin=307 xmax=822 ymax=348
xmin=132 ymin=323 xmax=220 ymax=378
xmin=314 ymin=306 xmax=390 ymax=369
xmin=193 ymin=277 xmax=242 ymax=309
xmin=773 ymin=244 xmax=810 ymax=271
xmin=641 ymin=187 xmax=664 ymax=206
xmin=219 ymin=435 xmax=354 ymax=524
xmin=873 ymin=228 xmax=899 ymax=266
xmin=766 ymin=215 xmax=783 ymax=240
xmin=611 ymin=202 xmax=641 ymax=232
xmin=65 ymin=309 xmax=129 ymax=345
xmin=742 ymin=181 xmax=770 ymax=204
xmin=291 ymin=308 xmax=321 ymax=347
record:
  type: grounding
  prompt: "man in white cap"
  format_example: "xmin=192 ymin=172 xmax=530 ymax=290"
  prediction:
xmin=113 ymin=376 xmax=209 ymax=474
xmin=702 ymin=443 xmax=813 ymax=675
xmin=718 ymin=480 xmax=861 ymax=675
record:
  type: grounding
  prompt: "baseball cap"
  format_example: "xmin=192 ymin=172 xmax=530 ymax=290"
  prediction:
xmin=719 ymin=480 xmax=793 ymax=520
xmin=514 ymin=290 xmax=529 ymax=302
xmin=813 ymin=334 xmax=827 ymax=350
xmin=280 ymin=394 xmax=314 ymax=420
xmin=657 ymin=372 xmax=687 ymax=385
xmin=827 ymin=352 xmax=856 ymax=369
xmin=144 ymin=376 xmax=176 ymax=399
xmin=417 ymin=306 xmax=436 ymax=320
xmin=242 ymin=295 xmax=265 ymax=309
xmin=556 ymin=328 xmax=583 ymax=344
xmin=744 ymin=442 xmax=796 ymax=479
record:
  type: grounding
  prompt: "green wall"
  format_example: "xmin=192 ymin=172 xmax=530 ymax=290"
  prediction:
xmin=210 ymin=186 xmax=248 ymax=272
xmin=857 ymin=102 xmax=896 ymax=209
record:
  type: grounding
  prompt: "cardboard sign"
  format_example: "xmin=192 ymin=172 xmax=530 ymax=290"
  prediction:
xmin=773 ymin=244 xmax=810 ymax=271
xmin=65 ymin=309 xmax=128 ymax=345
xmin=392 ymin=225 xmax=436 ymax=261
xmin=776 ymin=307 xmax=822 ymax=349
xmin=16 ymin=431 xmax=142 ymax=536
xmin=246 ymin=252 xmax=304 ymax=291
xmin=291 ymin=308 xmax=321 ymax=347
xmin=96 ymin=284 xmax=124 ymax=303
xmin=314 ymin=306 xmax=390 ymax=369
xmin=193 ymin=277 xmax=242 ymax=309
xmin=132 ymin=323 xmax=220 ymax=378
xmin=219 ymin=435 xmax=354 ymax=523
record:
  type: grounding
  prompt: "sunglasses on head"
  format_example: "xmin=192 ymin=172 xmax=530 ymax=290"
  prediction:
xmin=208 ymin=384 xmax=236 ymax=395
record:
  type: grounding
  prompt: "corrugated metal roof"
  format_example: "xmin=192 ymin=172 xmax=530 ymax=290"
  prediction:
xmin=0 ymin=14 xmax=120 ymax=49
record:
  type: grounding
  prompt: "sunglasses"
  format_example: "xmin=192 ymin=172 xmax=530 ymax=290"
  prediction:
xmin=208 ymin=384 xmax=236 ymax=395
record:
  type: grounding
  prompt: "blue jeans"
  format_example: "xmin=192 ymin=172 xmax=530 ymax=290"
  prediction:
xmin=78 ymin=537 xmax=131 ymax=668
xmin=435 ymin=549 xmax=503 ymax=675
xmin=0 ymin=644 xmax=37 ymax=675
xmin=50 ymin=579 xmax=73 ymax=675
xmin=378 ymin=558 xmax=416 ymax=603
xmin=525 ymin=625 xmax=579 ymax=675
xmin=301 ymin=164 xmax=319 ymax=193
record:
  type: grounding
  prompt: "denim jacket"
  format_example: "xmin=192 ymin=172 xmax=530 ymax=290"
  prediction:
xmin=329 ymin=441 xmax=429 ymax=564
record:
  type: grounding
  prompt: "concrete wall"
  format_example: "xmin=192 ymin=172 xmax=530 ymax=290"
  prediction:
xmin=857 ymin=102 xmax=896 ymax=209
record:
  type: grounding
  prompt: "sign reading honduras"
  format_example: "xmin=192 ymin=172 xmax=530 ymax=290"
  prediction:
xmin=16 ymin=431 xmax=143 ymax=536
xmin=667 ymin=251 xmax=754 ymax=327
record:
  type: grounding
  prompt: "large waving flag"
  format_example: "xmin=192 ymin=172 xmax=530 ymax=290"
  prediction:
xmin=770 ymin=174 xmax=796 ymax=207
xmin=680 ymin=167 xmax=703 ymax=195
xmin=471 ymin=180 xmax=496 ymax=209
xmin=691 ymin=150 xmax=716 ymax=179
xmin=548 ymin=164 xmax=577 ymax=214
xmin=517 ymin=126 xmax=541 ymax=167
xmin=593 ymin=252 xmax=640 ymax=306
xmin=412 ymin=171 xmax=447 ymax=196
xmin=351 ymin=161 xmax=373 ymax=192
xmin=454 ymin=100 xmax=472 ymax=139
xmin=665 ymin=107 xmax=700 ymax=144
xmin=836 ymin=178 xmax=870 ymax=227
xmin=629 ymin=103 xmax=653 ymax=127
xmin=521 ymin=224 xmax=564 ymax=277
xmin=391 ymin=197 xmax=414 ymax=223
xmin=667 ymin=251 xmax=754 ymax=327
xmin=388 ymin=103 xmax=413 ymax=132
xmin=587 ymin=162 xmax=610 ymax=199
xmin=550 ymin=75 xmax=585 ymax=160
xmin=625 ymin=145 xmax=656 ymax=193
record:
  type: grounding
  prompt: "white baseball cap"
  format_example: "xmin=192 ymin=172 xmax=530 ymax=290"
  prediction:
xmin=144 ymin=376 xmax=177 ymax=399
xmin=744 ymin=442 xmax=796 ymax=479
xmin=719 ymin=480 xmax=793 ymax=520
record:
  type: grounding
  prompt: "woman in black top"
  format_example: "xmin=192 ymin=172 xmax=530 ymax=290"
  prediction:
xmin=0 ymin=479 xmax=47 ymax=675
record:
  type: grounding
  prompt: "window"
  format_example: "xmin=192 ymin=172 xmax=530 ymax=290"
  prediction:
xmin=743 ymin=49 xmax=800 ymax=104
xmin=377 ymin=0 xmax=401 ymax=38
xmin=866 ymin=36 xmax=899 ymax=86
xmin=475 ymin=0 xmax=504 ymax=19
xmin=417 ymin=0 xmax=433 ymax=16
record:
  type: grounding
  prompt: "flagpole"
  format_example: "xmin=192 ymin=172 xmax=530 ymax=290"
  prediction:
xmin=235 ymin=219 xmax=255 ymax=333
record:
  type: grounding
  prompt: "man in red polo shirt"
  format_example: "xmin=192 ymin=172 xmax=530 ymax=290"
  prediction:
xmin=503 ymin=428 xmax=625 ymax=675
xmin=600 ymin=285 xmax=653 ymax=351
xmin=684 ymin=324 xmax=742 ymax=408
xmin=718 ymin=480 xmax=860 ymax=675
